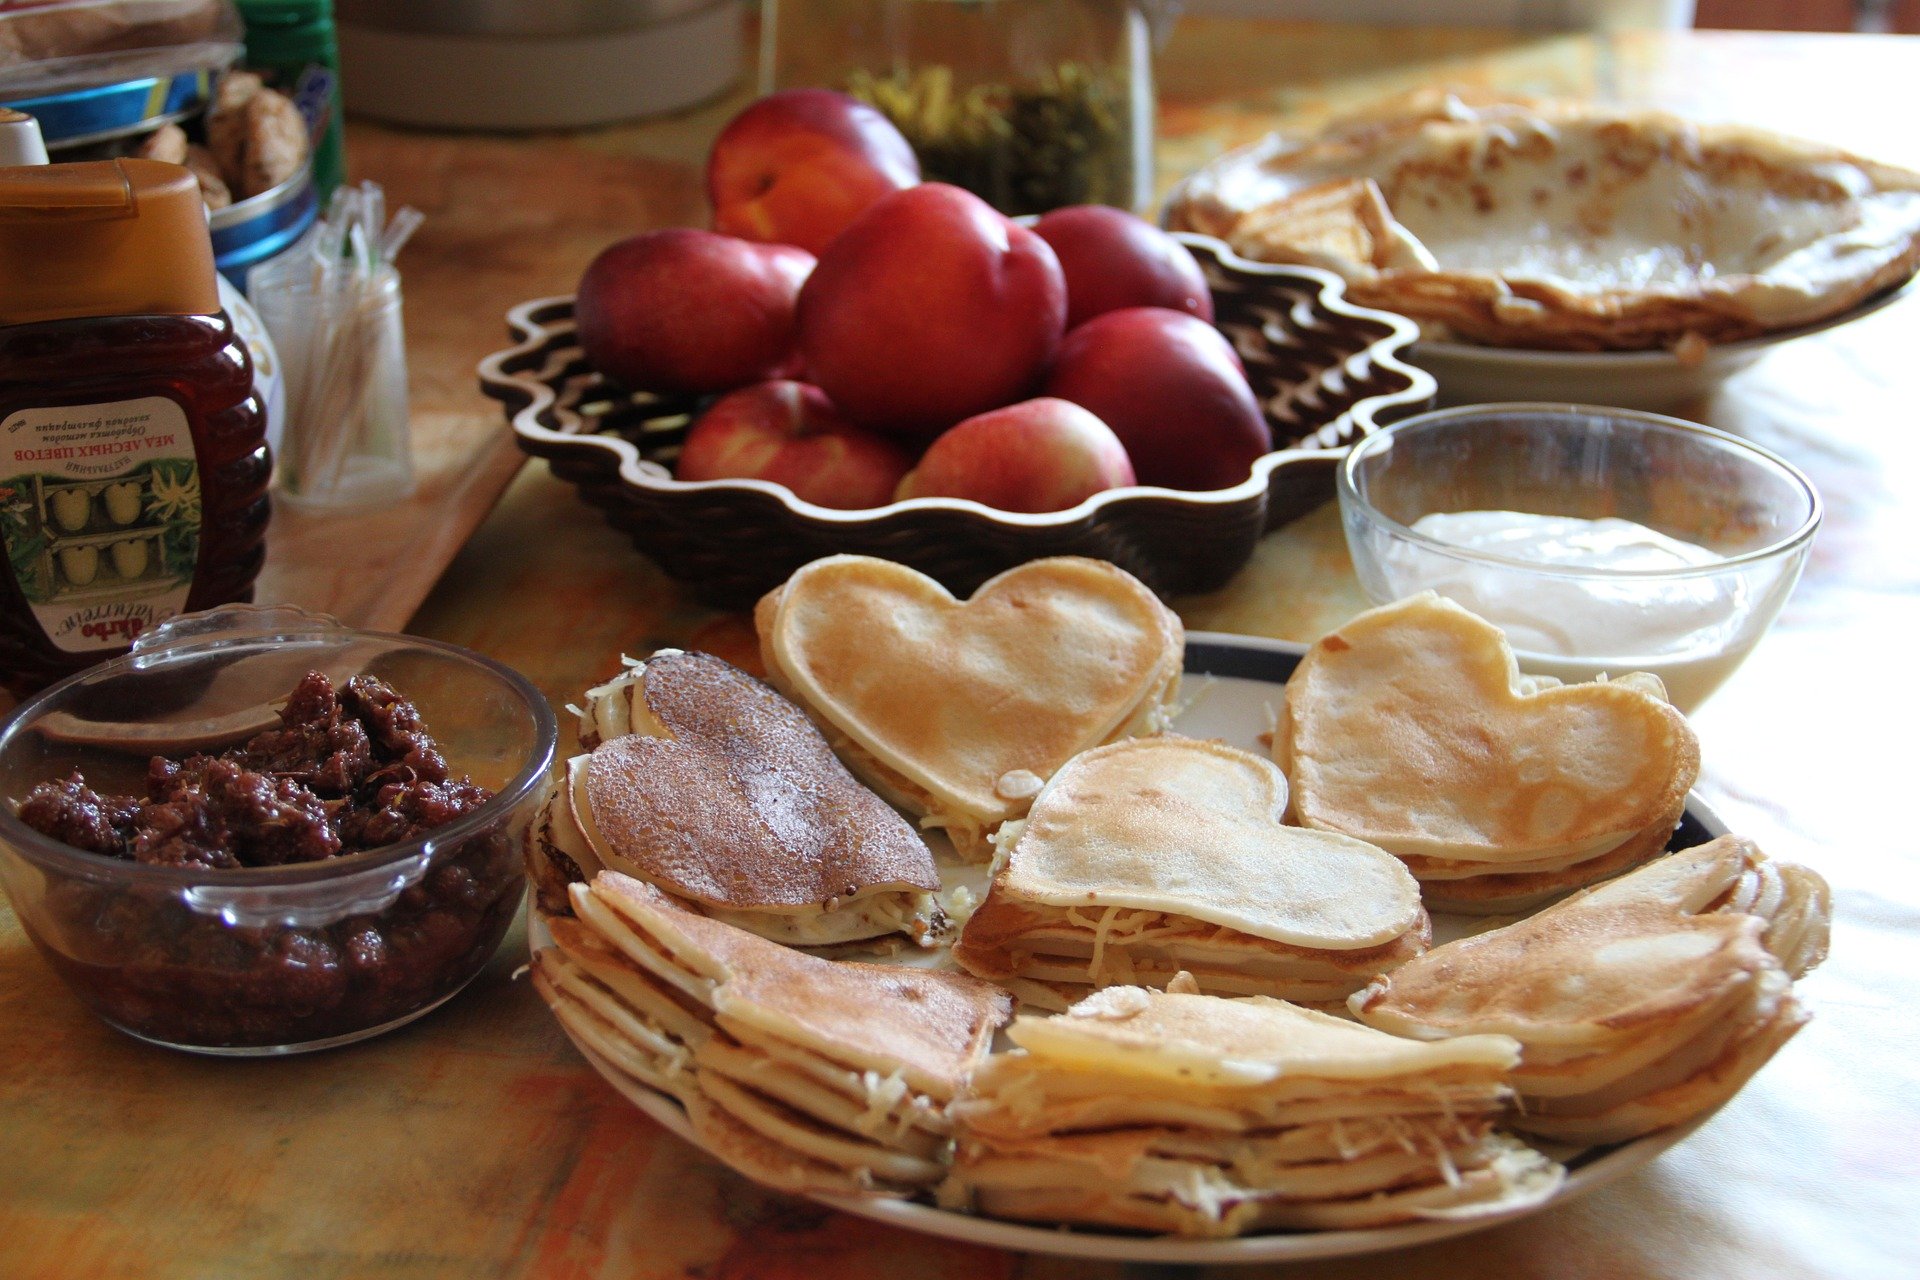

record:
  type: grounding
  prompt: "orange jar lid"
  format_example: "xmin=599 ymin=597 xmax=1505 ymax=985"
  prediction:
xmin=0 ymin=157 xmax=220 ymax=325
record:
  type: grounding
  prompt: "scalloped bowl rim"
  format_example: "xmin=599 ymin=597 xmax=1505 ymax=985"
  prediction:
xmin=476 ymin=233 xmax=1438 ymax=529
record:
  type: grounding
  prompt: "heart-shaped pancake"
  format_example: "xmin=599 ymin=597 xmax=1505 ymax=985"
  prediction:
xmin=757 ymin=556 xmax=1183 ymax=852
xmin=973 ymin=736 xmax=1423 ymax=951
xmin=1282 ymin=593 xmax=1698 ymax=865
xmin=577 ymin=650 xmax=939 ymax=911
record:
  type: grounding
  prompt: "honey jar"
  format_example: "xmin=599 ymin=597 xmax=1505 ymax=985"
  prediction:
xmin=0 ymin=154 xmax=271 ymax=694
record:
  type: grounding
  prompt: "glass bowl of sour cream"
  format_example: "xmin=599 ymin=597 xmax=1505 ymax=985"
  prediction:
xmin=1337 ymin=404 xmax=1822 ymax=711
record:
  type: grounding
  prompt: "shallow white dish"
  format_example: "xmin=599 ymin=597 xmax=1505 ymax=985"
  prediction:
xmin=1412 ymin=280 xmax=1915 ymax=411
xmin=531 ymin=629 xmax=1729 ymax=1264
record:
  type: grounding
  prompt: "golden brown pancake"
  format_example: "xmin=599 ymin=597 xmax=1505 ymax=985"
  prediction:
xmin=681 ymin=1090 xmax=906 ymax=1197
xmin=1279 ymin=593 xmax=1699 ymax=911
xmin=1413 ymin=816 xmax=1683 ymax=915
xmin=535 ymin=873 xmax=1013 ymax=1196
xmin=1511 ymin=996 xmax=1809 ymax=1143
xmin=1005 ymin=984 xmax=1521 ymax=1086
xmin=1284 ymin=594 xmax=1698 ymax=864
xmin=756 ymin=555 xmax=1183 ymax=858
xmin=955 ymin=896 xmax=1429 ymax=1007
xmin=953 ymin=737 xmax=1428 ymax=1002
xmin=958 ymin=1131 xmax=1562 ymax=1235
xmin=942 ymin=982 xmax=1562 ymax=1238
xmin=541 ymin=650 xmax=945 ymax=946
xmin=588 ymin=871 xmax=1007 ymax=1099
xmin=1234 ymin=175 xmax=1411 ymax=272
xmin=1357 ymin=894 xmax=1771 ymax=1044
xmin=1350 ymin=836 xmax=1829 ymax=1144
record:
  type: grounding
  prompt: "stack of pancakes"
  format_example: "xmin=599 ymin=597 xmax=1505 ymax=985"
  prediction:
xmin=527 ymin=649 xmax=946 ymax=948
xmin=535 ymin=872 xmax=1011 ymax=1195
xmin=943 ymin=982 xmax=1563 ymax=1236
xmin=1352 ymin=836 xmax=1830 ymax=1144
xmin=954 ymin=737 xmax=1430 ymax=1009
xmin=1280 ymin=593 xmax=1700 ymax=913
xmin=757 ymin=555 xmax=1185 ymax=860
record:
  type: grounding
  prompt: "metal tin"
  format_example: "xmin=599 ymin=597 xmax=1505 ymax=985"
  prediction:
xmin=1 ymin=70 xmax=214 ymax=151
xmin=211 ymin=165 xmax=318 ymax=290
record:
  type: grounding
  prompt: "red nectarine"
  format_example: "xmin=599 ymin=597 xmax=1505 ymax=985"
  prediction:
xmin=678 ymin=381 xmax=911 ymax=510
xmin=1043 ymin=307 xmax=1272 ymax=492
xmin=798 ymin=183 xmax=1068 ymax=441
xmin=1033 ymin=206 xmax=1214 ymax=329
xmin=708 ymin=89 xmax=920 ymax=257
xmin=896 ymin=398 xmax=1135 ymax=512
xmin=575 ymin=229 xmax=813 ymax=395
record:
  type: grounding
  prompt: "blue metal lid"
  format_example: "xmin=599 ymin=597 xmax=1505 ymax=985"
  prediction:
xmin=2 ymin=70 xmax=214 ymax=150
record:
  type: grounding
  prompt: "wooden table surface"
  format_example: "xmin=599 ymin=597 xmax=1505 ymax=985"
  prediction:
xmin=4 ymin=20 xmax=1917 ymax=1280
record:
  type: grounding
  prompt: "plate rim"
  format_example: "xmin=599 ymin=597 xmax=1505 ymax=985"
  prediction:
xmin=531 ymin=630 xmax=1730 ymax=1263
xmin=1413 ymin=275 xmax=1918 ymax=368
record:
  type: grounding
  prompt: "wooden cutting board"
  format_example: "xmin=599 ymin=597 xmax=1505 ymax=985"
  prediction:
xmin=245 ymin=123 xmax=620 ymax=631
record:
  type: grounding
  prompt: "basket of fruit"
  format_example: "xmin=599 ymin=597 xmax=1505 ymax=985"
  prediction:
xmin=478 ymin=91 xmax=1435 ymax=608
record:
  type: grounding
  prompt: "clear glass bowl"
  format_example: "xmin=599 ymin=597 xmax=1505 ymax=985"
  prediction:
xmin=0 ymin=606 xmax=556 ymax=1055
xmin=1337 ymin=404 xmax=1822 ymax=712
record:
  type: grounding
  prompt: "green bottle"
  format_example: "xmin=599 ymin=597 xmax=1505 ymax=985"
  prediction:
xmin=234 ymin=0 xmax=347 ymax=200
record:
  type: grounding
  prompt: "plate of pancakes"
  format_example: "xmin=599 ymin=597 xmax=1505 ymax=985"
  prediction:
xmin=524 ymin=555 xmax=1830 ymax=1264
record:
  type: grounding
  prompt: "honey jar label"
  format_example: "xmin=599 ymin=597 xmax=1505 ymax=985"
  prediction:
xmin=1 ymin=396 xmax=200 ymax=653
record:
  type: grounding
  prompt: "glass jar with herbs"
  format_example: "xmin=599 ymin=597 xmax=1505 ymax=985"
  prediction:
xmin=760 ymin=0 xmax=1158 ymax=216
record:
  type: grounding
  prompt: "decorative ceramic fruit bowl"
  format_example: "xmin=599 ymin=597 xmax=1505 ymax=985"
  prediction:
xmin=478 ymin=233 xmax=1435 ymax=608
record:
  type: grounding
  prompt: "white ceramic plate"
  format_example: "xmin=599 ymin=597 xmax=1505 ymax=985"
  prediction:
xmin=1412 ymin=279 xmax=1916 ymax=412
xmin=531 ymin=630 xmax=1728 ymax=1264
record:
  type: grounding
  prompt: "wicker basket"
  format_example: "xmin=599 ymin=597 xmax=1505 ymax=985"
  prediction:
xmin=478 ymin=233 xmax=1434 ymax=608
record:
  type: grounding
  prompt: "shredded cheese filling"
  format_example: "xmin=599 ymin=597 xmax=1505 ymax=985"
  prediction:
xmin=991 ymin=903 xmax=1407 ymax=998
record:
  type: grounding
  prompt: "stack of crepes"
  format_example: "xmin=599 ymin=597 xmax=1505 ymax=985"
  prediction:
xmin=1165 ymin=90 xmax=1920 ymax=351
xmin=954 ymin=736 xmax=1430 ymax=1010
xmin=1280 ymin=594 xmax=1700 ymax=913
xmin=1353 ymin=836 xmax=1830 ymax=1144
xmin=535 ymin=872 xmax=1011 ymax=1196
xmin=942 ymin=981 xmax=1563 ymax=1236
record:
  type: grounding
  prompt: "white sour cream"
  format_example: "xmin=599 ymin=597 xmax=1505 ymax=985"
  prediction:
xmin=1387 ymin=511 xmax=1749 ymax=710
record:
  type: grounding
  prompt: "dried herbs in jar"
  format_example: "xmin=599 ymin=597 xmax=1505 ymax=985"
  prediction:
xmin=848 ymin=60 xmax=1138 ymax=215
xmin=760 ymin=0 xmax=1157 ymax=217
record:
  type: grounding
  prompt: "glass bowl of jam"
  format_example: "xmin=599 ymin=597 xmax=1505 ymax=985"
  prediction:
xmin=0 ymin=605 xmax=557 ymax=1055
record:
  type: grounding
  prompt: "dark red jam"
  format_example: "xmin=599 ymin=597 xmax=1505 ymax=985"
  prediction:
xmin=16 ymin=672 xmax=521 ymax=1048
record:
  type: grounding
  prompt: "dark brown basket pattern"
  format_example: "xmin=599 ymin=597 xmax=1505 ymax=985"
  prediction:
xmin=478 ymin=233 xmax=1435 ymax=608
